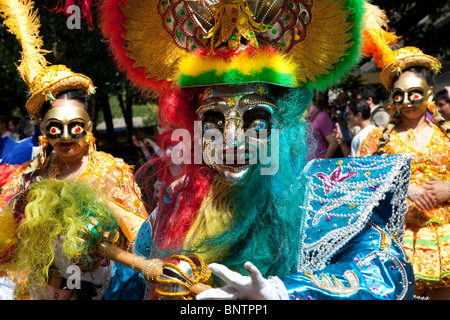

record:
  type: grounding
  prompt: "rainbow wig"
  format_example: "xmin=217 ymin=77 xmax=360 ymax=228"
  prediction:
xmin=0 ymin=179 xmax=118 ymax=290
xmin=102 ymin=0 xmax=367 ymax=279
xmin=136 ymin=86 xmax=314 ymax=277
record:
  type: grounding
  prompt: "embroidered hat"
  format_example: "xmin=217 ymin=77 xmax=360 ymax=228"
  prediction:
xmin=361 ymin=3 xmax=441 ymax=90
xmin=0 ymin=0 xmax=96 ymax=120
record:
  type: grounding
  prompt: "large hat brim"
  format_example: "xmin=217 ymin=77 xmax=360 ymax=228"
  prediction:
xmin=26 ymin=74 xmax=94 ymax=120
xmin=380 ymin=54 xmax=441 ymax=90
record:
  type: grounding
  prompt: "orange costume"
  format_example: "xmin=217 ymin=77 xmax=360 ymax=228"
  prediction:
xmin=358 ymin=121 xmax=450 ymax=291
xmin=1 ymin=150 xmax=147 ymax=244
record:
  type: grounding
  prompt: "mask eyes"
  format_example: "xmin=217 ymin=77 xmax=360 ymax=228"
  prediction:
xmin=48 ymin=126 xmax=61 ymax=136
xmin=202 ymin=111 xmax=225 ymax=133
xmin=393 ymin=92 xmax=403 ymax=104
xmin=45 ymin=122 xmax=63 ymax=138
xmin=203 ymin=122 xmax=219 ymax=133
xmin=244 ymin=108 xmax=271 ymax=137
xmin=248 ymin=119 xmax=269 ymax=131
xmin=409 ymin=91 xmax=424 ymax=103
xmin=71 ymin=124 xmax=84 ymax=136
xmin=392 ymin=89 xmax=425 ymax=105
xmin=45 ymin=121 xmax=86 ymax=139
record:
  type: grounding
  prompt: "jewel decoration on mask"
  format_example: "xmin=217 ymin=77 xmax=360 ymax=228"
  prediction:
xmin=202 ymin=0 xmax=271 ymax=51
xmin=161 ymin=0 xmax=312 ymax=53
xmin=257 ymin=86 xmax=266 ymax=96
xmin=315 ymin=166 xmax=358 ymax=195
xmin=227 ymin=97 xmax=236 ymax=107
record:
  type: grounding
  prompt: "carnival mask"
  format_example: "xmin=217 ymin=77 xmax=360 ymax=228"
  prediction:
xmin=196 ymin=84 xmax=276 ymax=185
xmin=391 ymin=77 xmax=433 ymax=113
xmin=41 ymin=106 xmax=93 ymax=148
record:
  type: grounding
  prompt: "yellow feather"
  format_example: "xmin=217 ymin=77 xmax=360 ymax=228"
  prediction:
xmin=0 ymin=0 xmax=49 ymax=86
xmin=178 ymin=49 xmax=296 ymax=78
xmin=361 ymin=3 xmax=399 ymax=69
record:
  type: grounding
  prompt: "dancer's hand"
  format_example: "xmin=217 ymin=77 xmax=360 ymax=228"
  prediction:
xmin=196 ymin=262 xmax=280 ymax=300
xmin=423 ymin=181 xmax=450 ymax=204
xmin=407 ymin=184 xmax=435 ymax=210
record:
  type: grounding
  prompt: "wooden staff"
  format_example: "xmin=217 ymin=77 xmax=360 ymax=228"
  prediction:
xmin=96 ymin=242 xmax=211 ymax=297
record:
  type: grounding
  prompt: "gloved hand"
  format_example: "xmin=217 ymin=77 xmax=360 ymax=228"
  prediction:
xmin=196 ymin=261 xmax=280 ymax=300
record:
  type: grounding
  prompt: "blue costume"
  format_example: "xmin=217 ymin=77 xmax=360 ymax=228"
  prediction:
xmin=130 ymin=154 xmax=414 ymax=300
xmin=273 ymin=154 xmax=414 ymax=300
xmin=95 ymin=0 xmax=415 ymax=301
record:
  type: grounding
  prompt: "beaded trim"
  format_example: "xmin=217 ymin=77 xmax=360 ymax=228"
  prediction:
xmin=356 ymin=251 xmax=410 ymax=300
xmin=297 ymin=154 xmax=411 ymax=273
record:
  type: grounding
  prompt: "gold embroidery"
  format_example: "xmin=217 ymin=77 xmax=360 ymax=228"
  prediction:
xmin=369 ymin=222 xmax=392 ymax=250
xmin=305 ymin=270 xmax=360 ymax=294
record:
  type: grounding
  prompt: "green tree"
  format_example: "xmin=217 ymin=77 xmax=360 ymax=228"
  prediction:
xmin=0 ymin=0 xmax=154 ymax=145
xmin=373 ymin=0 xmax=450 ymax=60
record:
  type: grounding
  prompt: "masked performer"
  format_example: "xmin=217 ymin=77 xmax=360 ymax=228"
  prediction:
xmin=93 ymin=0 xmax=415 ymax=300
xmin=357 ymin=5 xmax=449 ymax=300
xmin=0 ymin=0 xmax=148 ymax=300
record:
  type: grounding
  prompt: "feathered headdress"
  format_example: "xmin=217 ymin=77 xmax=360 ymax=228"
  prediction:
xmin=361 ymin=3 xmax=441 ymax=90
xmin=0 ymin=0 xmax=95 ymax=120
xmin=98 ymin=0 xmax=366 ymax=96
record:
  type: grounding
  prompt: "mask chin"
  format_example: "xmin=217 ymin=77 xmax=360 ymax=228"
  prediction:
xmin=214 ymin=164 xmax=254 ymax=185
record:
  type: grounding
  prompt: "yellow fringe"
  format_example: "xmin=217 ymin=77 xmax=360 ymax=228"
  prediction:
xmin=0 ymin=203 xmax=17 ymax=259
xmin=0 ymin=0 xmax=49 ymax=86
xmin=177 ymin=48 xmax=298 ymax=79
xmin=183 ymin=177 xmax=235 ymax=263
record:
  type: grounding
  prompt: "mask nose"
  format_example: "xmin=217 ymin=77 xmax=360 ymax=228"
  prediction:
xmin=402 ymin=92 xmax=412 ymax=107
xmin=61 ymin=125 xmax=71 ymax=140
xmin=224 ymin=109 xmax=244 ymax=147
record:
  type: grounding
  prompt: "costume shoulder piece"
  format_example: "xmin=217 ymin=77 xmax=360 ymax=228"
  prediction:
xmin=298 ymin=153 xmax=411 ymax=272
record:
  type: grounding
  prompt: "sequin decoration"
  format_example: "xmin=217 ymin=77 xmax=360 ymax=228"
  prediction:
xmin=158 ymin=0 xmax=312 ymax=53
xmin=298 ymin=154 xmax=411 ymax=272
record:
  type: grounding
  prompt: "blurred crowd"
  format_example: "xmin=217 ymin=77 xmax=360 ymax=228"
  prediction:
xmin=307 ymin=85 xmax=450 ymax=161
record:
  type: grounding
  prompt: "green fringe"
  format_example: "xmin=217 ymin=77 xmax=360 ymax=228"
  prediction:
xmin=304 ymin=0 xmax=366 ymax=91
xmin=178 ymin=68 xmax=298 ymax=88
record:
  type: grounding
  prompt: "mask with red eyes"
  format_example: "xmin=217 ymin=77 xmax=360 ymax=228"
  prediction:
xmin=40 ymin=106 xmax=93 ymax=149
xmin=391 ymin=77 xmax=434 ymax=113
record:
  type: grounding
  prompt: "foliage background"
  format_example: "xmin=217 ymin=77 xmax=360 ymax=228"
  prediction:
xmin=0 ymin=0 xmax=448 ymax=164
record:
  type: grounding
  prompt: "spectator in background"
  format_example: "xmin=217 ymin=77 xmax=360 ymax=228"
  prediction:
xmin=0 ymin=115 xmax=13 ymax=139
xmin=361 ymin=85 xmax=390 ymax=127
xmin=8 ymin=116 xmax=20 ymax=142
xmin=306 ymin=93 xmax=338 ymax=159
xmin=1 ymin=115 xmax=41 ymax=165
xmin=335 ymin=91 xmax=359 ymax=140
xmin=436 ymin=87 xmax=450 ymax=121
xmin=347 ymin=100 xmax=374 ymax=157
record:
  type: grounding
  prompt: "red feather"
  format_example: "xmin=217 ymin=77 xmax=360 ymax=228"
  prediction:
xmin=98 ymin=0 xmax=171 ymax=97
